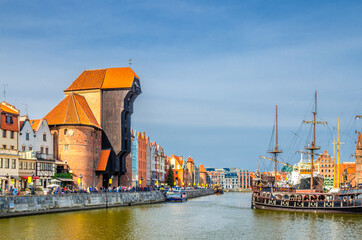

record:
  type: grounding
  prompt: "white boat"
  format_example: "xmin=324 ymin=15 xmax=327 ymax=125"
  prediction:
xmin=166 ymin=187 xmax=187 ymax=202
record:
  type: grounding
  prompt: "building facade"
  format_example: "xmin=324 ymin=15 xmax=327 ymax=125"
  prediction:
xmin=0 ymin=102 xmax=20 ymax=191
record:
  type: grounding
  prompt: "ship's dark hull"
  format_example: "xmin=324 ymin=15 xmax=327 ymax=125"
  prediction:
xmin=251 ymin=189 xmax=362 ymax=214
xmin=253 ymin=201 xmax=362 ymax=214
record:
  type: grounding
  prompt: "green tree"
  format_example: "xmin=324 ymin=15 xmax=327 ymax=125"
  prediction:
xmin=167 ymin=165 xmax=175 ymax=187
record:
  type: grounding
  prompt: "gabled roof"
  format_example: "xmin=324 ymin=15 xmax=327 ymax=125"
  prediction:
xmin=0 ymin=102 xmax=19 ymax=115
xmin=64 ymin=67 xmax=139 ymax=92
xmin=44 ymin=93 xmax=100 ymax=129
xmin=199 ymin=164 xmax=207 ymax=173
xmin=30 ymin=119 xmax=41 ymax=132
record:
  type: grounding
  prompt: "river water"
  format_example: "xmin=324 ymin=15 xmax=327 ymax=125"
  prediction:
xmin=0 ymin=193 xmax=361 ymax=240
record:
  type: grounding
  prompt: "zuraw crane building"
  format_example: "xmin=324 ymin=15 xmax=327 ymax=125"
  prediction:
xmin=44 ymin=67 xmax=141 ymax=188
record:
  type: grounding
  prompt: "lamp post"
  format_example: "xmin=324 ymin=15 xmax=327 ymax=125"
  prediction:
xmin=79 ymin=174 xmax=83 ymax=189
xmin=31 ymin=172 xmax=35 ymax=195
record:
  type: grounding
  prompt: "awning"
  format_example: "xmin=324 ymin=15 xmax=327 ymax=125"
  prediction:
xmin=20 ymin=176 xmax=39 ymax=179
xmin=11 ymin=176 xmax=21 ymax=180
xmin=57 ymin=178 xmax=74 ymax=182
xmin=96 ymin=149 xmax=111 ymax=171
xmin=0 ymin=177 xmax=7 ymax=180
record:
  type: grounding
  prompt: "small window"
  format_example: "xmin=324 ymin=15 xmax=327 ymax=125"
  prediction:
xmin=19 ymin=162 xmax=23 ymax=169
xmin=40 ymin=147 xmax=44 ymax=154
xmin=26 ymin=132 xmax=30 ymax=140
xmin=22 ymin=146 xmax=25 ymax=152
xmin=10 ymin=145 xmax=14 ymax=150
xmin=6 ymin=115 xmax=13 ymax=124
xmin=46 ymin=147 xmax=49 ymax=155
xmin=64 ymin=129 xmax=68 ymax=135
xmin=10 ymin=131 xmax=14 ymax=139
xmin=2 ymin=130 xmax=6 ymax=138
xmin=29 ymin=146 xmax=32 ymax=151
xmin=0 ymin=158 xmax=2 ymax=168
xmin=64 ymin=144 xmax=69 ymax=150
xmin=5 ymin=159 xmax=9 ymax=168
xmin=43 ymin=133 xmax=46 ymax=141
xmin=24 ymin=162 xmax=27 ymax=170
xmin=2 ymin=145 xmax=6 ymax=149
xmin=11 ymin=159 xmax=16 ymax=169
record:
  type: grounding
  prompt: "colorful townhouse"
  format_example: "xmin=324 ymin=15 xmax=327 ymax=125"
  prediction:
xmin=137 ymin=132 xmax=147 ymax=187
xmin=168 ymin=154 xmax=185 ymax=186
xmin=315 ymin=150 xmax=335 ymax=189
xmin=18 ymin=117 xmax=55 ymax=189
xmin=0 ymin=102 xmax=20 ymax=190
xmin=131 ymin=130 xmax=138 ymax=187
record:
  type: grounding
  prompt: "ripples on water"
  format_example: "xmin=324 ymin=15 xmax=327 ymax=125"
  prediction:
xmin=0 ymin=193 xmax=360 ymax=240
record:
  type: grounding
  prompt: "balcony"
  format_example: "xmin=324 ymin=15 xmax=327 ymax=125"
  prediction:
xmin=19 ymin=151 xmax=36 ymax=159
xmin=0 ymin=148 xmax=19 ymax=156
xmin=36 ymin=152 xmax=54 ymax=160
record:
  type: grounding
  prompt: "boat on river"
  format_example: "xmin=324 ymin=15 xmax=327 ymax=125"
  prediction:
xmin=214 ymin=184 xmax=224 ymax=194
xmin=251 ymin=92 xmax=362 ymax=214
xmin=166 ymin=187 xmax=187 ymax=202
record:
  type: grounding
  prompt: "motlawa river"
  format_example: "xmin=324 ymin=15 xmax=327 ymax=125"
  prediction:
xmin=0 ymin=193 xmax=360 ymax=239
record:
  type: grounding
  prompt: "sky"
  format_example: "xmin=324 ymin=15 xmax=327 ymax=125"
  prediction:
xmin=1 ymin=0 xmax=362 ymax=171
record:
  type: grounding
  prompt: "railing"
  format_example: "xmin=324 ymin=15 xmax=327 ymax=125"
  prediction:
xmin=19 ymin=151 xmax=36 ymax=159
xmin=253 ymin=194 xmax=362 ymax=209
xmin=0 ymin=149 xmax=19 ymax=156
xmin=36 ymin=152 xmax=54 ymax=160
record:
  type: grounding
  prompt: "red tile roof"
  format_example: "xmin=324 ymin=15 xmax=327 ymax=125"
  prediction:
xmin=64 ymin=67 xmax=139 ymax=92
xmin=44 ymin=93 xmax=100 ymax=129
xmin=30 ymin=119 xmax=42 ymax=132
xmin=0 ymin=102 xmax=19 ymax=115
xmin=187 ymin=157 xmax=194 ymax=164
xmin=199 ymin=164 xmax=207 ymax=173
xmin=96 ymin=149 xmax=111 ymax=171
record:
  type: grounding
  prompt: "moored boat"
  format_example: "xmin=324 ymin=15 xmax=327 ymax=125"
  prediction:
xmin=166 ymin=187 xmax=187 ymax=202
xmin=251 ymin=92 xmax=362 ymax=214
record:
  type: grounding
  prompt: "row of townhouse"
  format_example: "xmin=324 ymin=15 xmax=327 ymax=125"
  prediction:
xmin=205 ymin=167 xmax=252 ymax=189
xmin=0 ymin=102 xmax=56 ymax=191
xmin=121 ymin=130 xmax=207 ymax=188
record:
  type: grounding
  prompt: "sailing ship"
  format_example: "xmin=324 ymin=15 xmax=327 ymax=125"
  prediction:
xmin=251 ymin=91 xmax=362 ymax=214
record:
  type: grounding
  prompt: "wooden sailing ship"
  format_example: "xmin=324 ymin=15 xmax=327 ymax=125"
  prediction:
xmin=251 ymin=92 xmax=362 ymax=214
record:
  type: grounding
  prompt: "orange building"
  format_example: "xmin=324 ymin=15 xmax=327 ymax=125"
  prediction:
xmin=199 ymin=164 xmax=207 ymax=187
xmin=44 ymin=93 xmax=102 ymax=188
xmin=336 ymin=162 xmax=356 ymax=187
xmin=137 ymin=132 xmax=147 ymax=187
xmin=168 ymin=154 xmax=184 ymax=186
xmin=356 ymin=132 xmax=362 ymax=186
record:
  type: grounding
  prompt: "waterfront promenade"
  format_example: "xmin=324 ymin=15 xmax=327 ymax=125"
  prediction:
xmin=0 ymin=192 xmax=360 ymax=240
xmin=0 ymin=188 xmax=214 ymax=218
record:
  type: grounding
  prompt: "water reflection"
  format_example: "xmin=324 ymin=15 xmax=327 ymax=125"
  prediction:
xmin=0 ymin=193 xmax=360 ymax=240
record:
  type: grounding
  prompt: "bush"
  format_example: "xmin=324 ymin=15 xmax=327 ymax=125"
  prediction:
xmin=54 ymin=173 xmax=73 ymax=179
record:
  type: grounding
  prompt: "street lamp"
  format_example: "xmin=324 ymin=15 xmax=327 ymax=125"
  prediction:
xmin=79 ymin=174 xmax=83 ymax=188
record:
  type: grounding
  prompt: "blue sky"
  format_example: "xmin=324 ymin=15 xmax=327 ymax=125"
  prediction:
xmin=1 ymin=0 xmax=362 ymax=170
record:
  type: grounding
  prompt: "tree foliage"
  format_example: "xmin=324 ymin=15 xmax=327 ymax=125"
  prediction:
xmin=167 ymin=165 xmax=175 ymax=187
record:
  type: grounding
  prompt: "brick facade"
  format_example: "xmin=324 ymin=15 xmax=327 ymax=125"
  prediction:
xmin=51 ymin=125 xmax=102 ymax=188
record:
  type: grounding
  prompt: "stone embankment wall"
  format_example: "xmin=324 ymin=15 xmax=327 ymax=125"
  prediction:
xmin=0 ymin=191 xmax=165 ymax=218
xmin=185 ymin=188 xmax=214 ymax=198
xmin=0 ymin=189 xmax=214 ymax=218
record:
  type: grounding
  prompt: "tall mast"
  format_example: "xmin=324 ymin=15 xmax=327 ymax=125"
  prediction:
xmin=337 ymin=117 xmax=340 ymax=188
xmin=268 ymin=105 xmax=282 ymax=185
xmin=303 ymin=91 xmax=326 ymax=191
